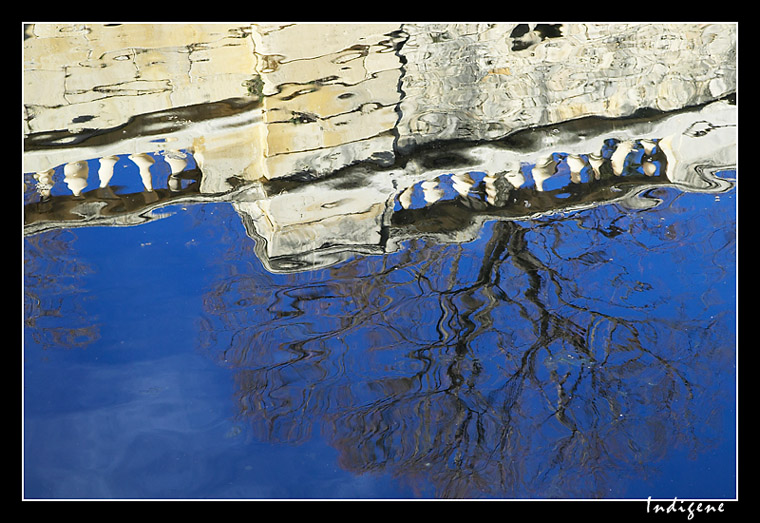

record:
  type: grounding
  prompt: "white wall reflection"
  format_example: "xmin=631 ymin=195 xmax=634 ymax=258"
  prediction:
xmin=24 ymin=23 xmax=737 ymax=270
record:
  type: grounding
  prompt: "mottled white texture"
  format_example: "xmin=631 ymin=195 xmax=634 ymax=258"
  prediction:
xmin=396 ymin=23 xmax=736 ymax=150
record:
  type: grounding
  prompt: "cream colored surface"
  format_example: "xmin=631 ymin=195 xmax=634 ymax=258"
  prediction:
xmin=24 ymin=23 xmax=258 ymax=135
xmin=24 ymin=22 xmax=736 ymax=197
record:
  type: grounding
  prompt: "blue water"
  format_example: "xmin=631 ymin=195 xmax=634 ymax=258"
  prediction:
xmin=23 ymin=178 xmax=736 ymax=499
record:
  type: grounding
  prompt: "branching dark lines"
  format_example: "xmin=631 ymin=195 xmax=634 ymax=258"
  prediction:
xmin=197 ymin=184 xmax=734 ymax=497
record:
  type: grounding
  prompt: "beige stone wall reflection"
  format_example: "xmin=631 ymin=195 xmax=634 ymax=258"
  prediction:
xmin=250 ymin=23 xmax=404 ymax=180
xmin=23 ymin=22 xmax=407 ymax=188
xmin=24 ymin=22 xmax=737 ymax=219
xmin=189 ymin=23 xmax=406 ymax=189
xmin=23 ymin=23 xmax=258 ymax=135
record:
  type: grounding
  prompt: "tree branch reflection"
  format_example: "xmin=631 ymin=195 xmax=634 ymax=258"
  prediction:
xmin=199 ymin=186 xmax=734 ymax=497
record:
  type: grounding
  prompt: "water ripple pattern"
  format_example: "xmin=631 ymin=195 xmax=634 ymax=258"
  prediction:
xmin=196 ymin=183 xmax=735 ymax=497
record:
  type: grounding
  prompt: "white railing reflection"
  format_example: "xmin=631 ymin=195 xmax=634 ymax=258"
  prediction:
xmin=97 ymin=155 xmax=119 ymax=188
xmin=128 ymin=153 xmax=155 ymax=192
xmin=31 ymin=150 xmax=195 ymax=198
xmin=62 ymin=161 xmax=88 ymax=196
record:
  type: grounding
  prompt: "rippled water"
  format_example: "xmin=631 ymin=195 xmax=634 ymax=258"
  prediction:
xmin=23 ymin=22 xmax=737 ymax=500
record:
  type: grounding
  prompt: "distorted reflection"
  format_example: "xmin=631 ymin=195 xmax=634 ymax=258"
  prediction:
xmin=198 ymin=185 xmax=734 ymax=497
xmin=23 ymin=22 xmax=736 ymax=499
xmin=24 ymin=98 xmax=736 ymax=267
xmin=24 ymin=149 xmax=203 ymax=233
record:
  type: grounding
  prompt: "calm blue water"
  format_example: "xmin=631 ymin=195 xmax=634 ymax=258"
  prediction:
xmin=23 ymin=175 xmax=736 ymax=499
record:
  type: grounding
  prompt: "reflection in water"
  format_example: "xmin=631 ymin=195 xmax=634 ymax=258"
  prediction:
xmin=24 ymin=98 xmax=736 ymax=269
xmin=24 ymin=229 xmax=101 ymax=351
xmin=23 ymin=23 xmax=737 ymax=499
xmin=24 ymin=150 xmax=204 ymax=233
xmin=233 ymin=98 xmax=735 ymax=273
xmin=197 ymin=186 xmax=735 ymax=498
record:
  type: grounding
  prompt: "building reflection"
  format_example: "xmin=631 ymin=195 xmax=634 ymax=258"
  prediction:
xmin=236 ymin=97 xmax=735 ymax=273
xmin=24 ymin=97 xmax=736 ymax=261
xmin=24 ymin=150 xmax=204 ymax=234
xmin=24 ymin=22 xmax=736 ymax=228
